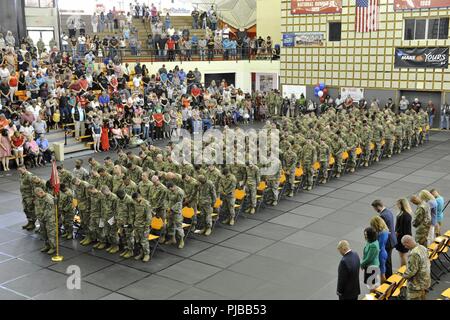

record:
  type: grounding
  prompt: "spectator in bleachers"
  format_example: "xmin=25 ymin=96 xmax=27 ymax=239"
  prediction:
xmin=36 ymin=133 xmax=51 ymax=163
xmin=0 ymin=128 xmax=11 ymax=171
xmin=11 ymin=130 xmax=25 ymax=167
xmin=24 ymin=135 xmax=41 ymax=167
xmin=191 ymin=8 xmax=200 ymax=29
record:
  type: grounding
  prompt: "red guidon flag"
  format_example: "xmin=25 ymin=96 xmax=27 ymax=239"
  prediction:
xmin=50 ymin=160 xmax=60 ymax=195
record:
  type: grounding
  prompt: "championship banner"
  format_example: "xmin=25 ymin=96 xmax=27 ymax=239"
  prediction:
xmin=394 ymin=0 xmax=450 ymax=10
xmin=341 ymin=87 xmax=364 ymax=102
xmin=283 ymin=32 xmax=325 ymax=47
xmin=394 ymin=47 xmax=449 ymax=69
xmin=291 ymin=0 xmax=342 ymax=14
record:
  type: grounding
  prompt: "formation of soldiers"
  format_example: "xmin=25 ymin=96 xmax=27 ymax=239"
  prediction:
xmin=17 ymin=105 xmax=429 ymax=262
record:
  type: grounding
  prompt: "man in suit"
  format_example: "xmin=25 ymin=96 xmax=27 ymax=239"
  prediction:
xmin=337 ymin=240 xmax=361 ymax=300
xmin=371 ymin=200 xmax=397 ymax=278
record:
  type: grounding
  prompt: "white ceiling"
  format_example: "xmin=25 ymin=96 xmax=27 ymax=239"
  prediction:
xmin=198 ymin=0 xmax=256 ymax=29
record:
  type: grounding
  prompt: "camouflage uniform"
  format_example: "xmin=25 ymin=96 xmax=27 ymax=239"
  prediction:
xmin=36 ymin=192 xmax=56 ymax=251
xmin=132 ymin=197 xmax=152 ymax=256
xmin=302 ymin=141 xmax=317 ymax=188
xmin=219 ymin=172 xmax=237 ymax=221
xmin=265 ymin=158 xmax=281 ymax=205
xmin=116 ymin=194 xmax=135 ymax=255
xmin=138 ymin=180 xmax=154 ymax=202
xmin=360 ymin=124 xmax=373 ymax=166
xmin=403 ymin=244 xmax=431 ymax=300
xmin=166 ymin=186 xmax=185 ymax=240
xmin=87 ymin=190 xmax=103 ymax=243
xmin=127 ymin=165 xmax=143 ymax=183
xmin=412 ymin=203 xmax=431 ymax=246
xmin=101 ymin=192 xmax=119 ymax=248
xmin=73 ymin=180 xmax=91 ymax=235
xmin=318 ymin=140 xmax=330 ymax=182
xmin=19 ymin=171 xmax=36 ymax=226
xmin=244 ymin=164 xmax=261 ymax=210
xmin=58 ymin=188 xmax=74 ymax=237
xmin=197 ymin=179 xmax=217 ymax=229
xmin=372 ymin=122 xmax=384 ymax=161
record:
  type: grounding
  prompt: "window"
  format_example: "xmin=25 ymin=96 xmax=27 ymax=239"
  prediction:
xmin=27 ymin=27 xmax=55 ymax=51
xmin=329 ymin=22 xmax=341 ymax=42
xmin=25 ymin=0 xmax=54 ymax=8
xmin=404 ymin=18 xmax=449 ymax=40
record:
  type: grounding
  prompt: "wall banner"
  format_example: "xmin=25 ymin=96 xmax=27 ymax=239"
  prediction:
xmin=394 ymin=47 xmax=449 ymax=69
xmin=291 ymin=0 xmax=342 ymax=14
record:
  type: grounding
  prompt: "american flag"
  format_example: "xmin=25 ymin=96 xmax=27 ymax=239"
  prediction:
xmin=50 ymin=160 xmax=60 ymax=195
xmin=355 ymin=0 xmax=379 ymax=33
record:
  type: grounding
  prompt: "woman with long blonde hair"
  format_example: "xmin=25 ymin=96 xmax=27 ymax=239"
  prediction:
xmin=370 ymin=216 xmax=390 ymax=283
xmin=395 ymin=198 xmax=412 ymax=266
xmin=419 ymin=189 xmax=437 ymax=244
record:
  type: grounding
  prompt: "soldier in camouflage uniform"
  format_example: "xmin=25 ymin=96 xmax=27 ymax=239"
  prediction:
xmin=243 ymin=161 xmax=261 ymax=213
xmin=35 ymin=188 xmax=56 ymax=255
xmin=111 ymin=165 xmax=125 ymax=194
xmin=100 ymin=186 xmax=120 ymax=254
xmin=58 ymin=183 xmax=74 ymax=239
xmin=318 ymin=138 xmax=331 ymax=183
xmin=411 ymin=195 xmax=431 ymax=246
xmin=205 ymin=164 xmax=222 ymax=192
xmin=72 ymin=159 xmax=89 ymax=180
xmin=264 ymin=157 xmax=281 ymax=206
xmin=127 ymin=151 xmax=143 ymax=166
xmin=401 ymin=235 xmax=431 ymax=300
xmin=57 ymin=165 xmax=74 ymax=189
xmin=360 ymin=120 xmax=373 ymax=167
xmin=153 ymin=154 xmax=166 ymax=172
xmin=116 ymin=189 xmax=135 ymax=259
xmin=196 ymin=175 xmax=217 ymax=236
xmin=72 ymin=177 xmax=91 ymax=242
xmin=394 ymin=119 xmax=404 ymax=154
xmin=126 ymin=162 xmax=143 ymax=183
xmin=345 ymin=127 xmax=359 ymax=173
xmin=97 ymin=167 xmax=113 ymax=190
xmin=131 ymin=192 xmax=152 ymax=262
xmin=103 ymin=157 xmax=115 ymax=175
xmin=302 ymin=139 xmax=317 ymax=190
xmin=85 ymin=185 xmax=103 ymax=247
xmin=372 ymin=117 xmax=385 ymax=162
xmin=138 ymin=172 xmax=153 ymax=202
xmin=165 ymin=182 xmax=185 ymax=249
xmin=18 ymin=166 xmax=36 ymax=231
xmin=331 ymin=132 xmax=347 ymax=178
xmin=150 ymin=176 xmax=168 ymax=243
xmin=88 ymin=157 xmax=102 ymax=173
xmin=384 ymin=119 xmax=395 ymax=158
xmin=121 ymin=176 xmax=138 ymax=195
xmin=282 ymin=143 xmax=298 ymax=197
xmin=219 ymin=168 xmax=237 ymax=225
xmin=182 ymin=174 xmax=199 ymax=228
xmin=88 ymin=169 xmax=101 ymax=189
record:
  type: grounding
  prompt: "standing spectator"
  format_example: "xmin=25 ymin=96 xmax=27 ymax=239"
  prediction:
xmin=336 ymin=240 xmax=360 ymax=300
xmin=198 ymin=37 xmax=206 ymax=61
xmin=440 ymin=103 xmax=449 ymax=130
xmin=410 ymin=195 xmax=431 ymax=246
xmin=165 ymin=13 xmax=171 ymax=30
xmin=371 ymin=199 xmax=397 ymax=278
xmin=91 ymin=117 xmax=102 ymax=153
xmin=99 ymin=11 xmax=106 ymax=33
xmin=107 ymin=10 xmax=114 ymax=32
xmin=430 ymin=189 xmax=445 ymax=236
xmin=401 ymin=235 xmax=431 ymax=300
xmin=0 ymin=129 xmax=11 ymax=171
xmin=32 ymin=117 xmax=47 ymax=137
xmin=418 ymin=189 xmax=437 ymax=244
xmin=61 ymin=32 xmax=69 ymax=52
xmin=71 ymin=102 xmax=86 ymax=141
xmin=399 ymin=96 xmax=409 ymax=113
xmin=361 ymin=227 xmax=380 ymax=290
xmin=426 ymin=100 xmax=435 ymax=127
xmin=67 ymin=19 xmax=76 ymax=38
xmin=191 ymin=8 xmax=200 ymax=29
xmin=395 ymin=198 xmax=413 ymax=266
xmin=166 ymin=37 xmax=176 ymax=61
xmin=91 ymin=13 xmax=99 ymax=33
xmin=370 ymin=216 xmax=390 ymax=284
xmin=412 ymin=98 xmax=422 ymax=112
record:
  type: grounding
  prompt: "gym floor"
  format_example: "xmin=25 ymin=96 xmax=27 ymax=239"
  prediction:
xmin=0 ymin=131 xmax=449 ymax=300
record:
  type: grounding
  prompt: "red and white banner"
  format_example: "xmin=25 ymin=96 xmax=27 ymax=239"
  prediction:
xmin=291 ymin=0 xmax=342 ymax=14
xmin=394 ymin=0 xmax=450 ymax=10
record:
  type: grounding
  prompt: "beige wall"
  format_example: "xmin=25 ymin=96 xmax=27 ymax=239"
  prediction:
xmin=25 ymin=7 xmax=60 ymax=46
xmin=280 ymin=0 xmax=450 ymax=92
xmin=257 ymin=0 xmax=282 ymax=45
xmin=106 ymin=60 xmax=280 ymax=93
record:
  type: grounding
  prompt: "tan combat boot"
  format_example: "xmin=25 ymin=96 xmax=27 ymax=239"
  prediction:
xmin=97 ymin=243 xmax=107 ymax=250
xmin=178 ymin=238 xmax=185 ymax=249
xmin=109 ymin=245 xmax=120 ymax=254
xmin=229 ymin=218 xmax=235 ymax=226
xmin=142 ymin=254 xmax=151 ymax=262
xmin=134 ymin=252 xmax=143 ymax=260
xmin=123 ymin=250 xmax=134 ymax=259
xmin=165 ymin=235 xmax=177 ymax=245
xmin=204 ymin=227 xmax=212 ymax=236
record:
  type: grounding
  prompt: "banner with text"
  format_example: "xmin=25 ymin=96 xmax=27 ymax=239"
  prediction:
xmin=394 ymin=0 xmax=450 ymax=10
xmin=394 ymin=47 xmax=449 ymax=69
xmin=283 ymin=32 xmax=325 ymax=47
xmin=291 ymin=0 xmax=342 ymax=14
xmin=341 ymin=87 xmax=364 ymax=102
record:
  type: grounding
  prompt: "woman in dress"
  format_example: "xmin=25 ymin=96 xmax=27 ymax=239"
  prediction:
xmin=100 ymin=120 xmax=110 ymax=152
xmin=370 ymin=216 xmax=390 ymax=284
xmin=0 ymin=129 xmax=12 ymax=171
xmin=395 ymin=198 xmax=412 ymax=266
xmin=11 ymin=131 xmax=25 ymax=167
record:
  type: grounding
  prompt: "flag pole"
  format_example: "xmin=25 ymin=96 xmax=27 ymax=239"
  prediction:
xmin=51 ymin=201 xmax=64 ymax=262
xmin=51 ymin=159 xmax=64 ymax=262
